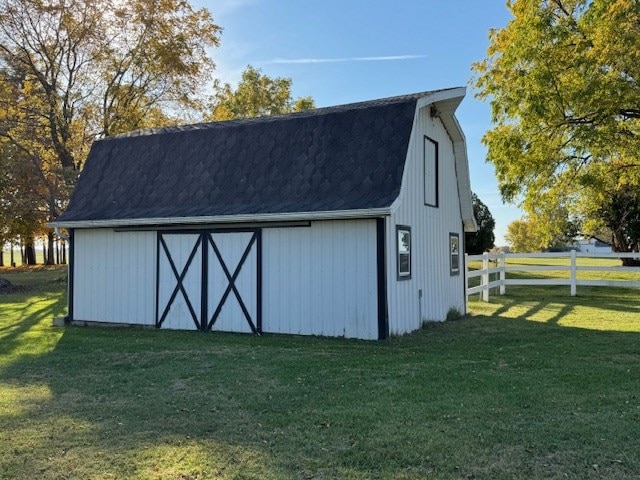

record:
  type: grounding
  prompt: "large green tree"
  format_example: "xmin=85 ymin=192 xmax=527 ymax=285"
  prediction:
xmin=208 ymin=65 xmax=315 ymax=121
xmin=473 ymin=0 xmax=640 ymax=258
xmin=0 ymin=0 xmax=221 ymax=263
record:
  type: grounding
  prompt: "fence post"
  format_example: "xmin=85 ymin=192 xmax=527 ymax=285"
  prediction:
xmin=464 ymin=253 xmax=469 ymax=299
xmin=570 ymin=249 xmax=577 ymax=296
xmin=499 ymin=252 xmax=506 ymax=295
xmin=482 ymin=253 xmax=490 ymax=302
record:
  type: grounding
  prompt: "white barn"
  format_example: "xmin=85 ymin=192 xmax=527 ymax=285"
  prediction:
xmin=573 ymin=238 xmax=613 ymax=254
xmin=52 ymin=88 xmax=477 ymax=340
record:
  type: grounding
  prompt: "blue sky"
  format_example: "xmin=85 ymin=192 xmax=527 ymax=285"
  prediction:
xmin=198 ymin=0 xmax=519 ymax=244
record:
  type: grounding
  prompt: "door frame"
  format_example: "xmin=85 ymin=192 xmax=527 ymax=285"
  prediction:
xmin=155 ymin=228 xmax=262 ymax=333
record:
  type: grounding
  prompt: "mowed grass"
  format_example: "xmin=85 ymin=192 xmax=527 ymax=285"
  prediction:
xmin=0 ymin=267 xmax=639 ymax=479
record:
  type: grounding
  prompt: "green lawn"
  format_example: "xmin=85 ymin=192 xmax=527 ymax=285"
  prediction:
xmin=1 ymin=266 xmax=639 ymax=479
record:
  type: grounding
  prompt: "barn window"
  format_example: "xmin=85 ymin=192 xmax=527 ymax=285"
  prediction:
xmin=450 ymin=233 xmax=460 ymax=275
xmin=424 ymin=136 xmax=439 ymax=207
xmin=397 ymin=225 xmax=411 ymax=280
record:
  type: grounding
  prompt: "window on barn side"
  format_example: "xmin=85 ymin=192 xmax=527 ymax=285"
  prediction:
xmin=450 ymin=233 xmax=460 ymax=276
xmin=397 ymin=225 xmax=411 ymax=280
xmin=424 ymin=136 xmax=439 ymax=207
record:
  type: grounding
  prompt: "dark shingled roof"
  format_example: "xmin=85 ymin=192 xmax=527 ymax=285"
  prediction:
xmin=56 ymin=89 xmax=453 ymax=223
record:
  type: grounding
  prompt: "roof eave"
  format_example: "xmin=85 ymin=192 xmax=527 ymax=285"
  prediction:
xmin=49 ymin=207 xmax=393 ymax=229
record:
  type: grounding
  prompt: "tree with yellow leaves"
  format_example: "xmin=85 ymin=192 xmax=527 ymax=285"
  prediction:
xmin=0 ymin=0 xmax=221 ymax=262
xmin=209 ymin=66 xmax=315 ymax=121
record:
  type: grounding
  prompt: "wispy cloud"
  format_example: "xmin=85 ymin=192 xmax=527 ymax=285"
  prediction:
xmin=261 ymin=54 xmax=427 ymax=65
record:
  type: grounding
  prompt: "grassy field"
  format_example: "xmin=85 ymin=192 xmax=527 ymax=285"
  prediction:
xmin=0 ymin=266 xmax=639 ymax=479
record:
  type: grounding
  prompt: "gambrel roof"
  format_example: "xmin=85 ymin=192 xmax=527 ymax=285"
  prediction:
xmin=53 ymin=88 xmax=475 ymax=229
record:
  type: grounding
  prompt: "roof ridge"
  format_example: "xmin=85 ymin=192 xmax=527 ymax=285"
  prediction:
xmin=105 ymin=87 xmax=462 ymax=141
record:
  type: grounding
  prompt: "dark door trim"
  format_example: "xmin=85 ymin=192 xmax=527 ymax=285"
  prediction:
xmin=67 ymin=228 xmax=75 ymax=323
xmin=376 ymin=218 xmax=389 ymax=339
xmin=155 ymin=229 xmax=262 ymax=333
xmin=206 ymin=231 xmax=260 ymax=333
xmin=156 ymin=233 xmax=203 ymax=330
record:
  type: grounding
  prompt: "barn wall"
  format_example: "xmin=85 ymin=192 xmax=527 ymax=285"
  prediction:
xmin=387 ymin=107 xmax=466 ymax=335
xmin=73 ymin=229 xmax=156 ymax=325
xmin=72 ymin=220 xmax=378 ymax=338
xmin=263 ymin=219 xmax=378 ymax=339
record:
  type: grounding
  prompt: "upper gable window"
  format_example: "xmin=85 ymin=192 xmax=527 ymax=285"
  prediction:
xmin=424 ymin=136 xmax=439 ymax=207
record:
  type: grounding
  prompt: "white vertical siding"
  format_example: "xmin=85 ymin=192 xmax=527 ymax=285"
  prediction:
xmin=263 ymin=219 xmax=378 ymax=339
xmin=73 ymin=222 xmax=378 ymax=338
xmin=387 ymin=107 xmax=466 ymax=335
xmin=73 ymin=229 xmax=156 ymax=325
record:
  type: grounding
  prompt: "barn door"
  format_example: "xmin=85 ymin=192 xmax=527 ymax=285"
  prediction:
xmin=156 ymin=232 xmax=203 ymax=330
xmin=206 ymin=230 xmax=261 ymax=334
xmin=156 ymin=230 xmax=261 ymax=333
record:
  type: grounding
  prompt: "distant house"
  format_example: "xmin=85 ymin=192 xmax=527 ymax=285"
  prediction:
xmin=573 ymin=237 xmax=613 ymax=254
xmin=51 ymin=88 xmax=477 ymax=339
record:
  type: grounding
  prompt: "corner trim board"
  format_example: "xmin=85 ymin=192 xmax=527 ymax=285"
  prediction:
xmin=377 ymin=219 xmax=389 ymax=339
xmin=67 ymin=228 xmax=75 ymax=323
xmin=256 ymin=230 xmax=263 ymax=334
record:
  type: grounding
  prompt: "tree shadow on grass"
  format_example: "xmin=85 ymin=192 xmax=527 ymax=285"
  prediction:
xmin=1 ymin=285 xmax=640 ymax=479
xmin=478 ymin=285 xmax=640 ymax=324
xmin=489 ymin=298 xmax=575 ymax=326
xmin=0 ymin=294 xmax=66 ymax=357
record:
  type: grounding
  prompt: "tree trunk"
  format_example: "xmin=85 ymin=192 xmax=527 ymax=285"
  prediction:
xmin=10 ymin=245 xmax=15 ymax=267
xmin=55 ymin=239 xmax=60 ymax=264
xmin=46 ymin=230 xmax=55 ymax=265
xmin=24 ymin=238 xmax=36 ymax=265
xmin=621 ymin=257 xmax=640 ymax=266
xmin=20 ymin=240 xmax=25 ymax=265
xmin=611 ymin=232 xmax=640 ymax=266
xmin=0 ymin=249 xmax=3 ymax=267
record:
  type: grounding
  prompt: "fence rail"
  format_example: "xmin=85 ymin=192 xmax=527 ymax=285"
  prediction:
xmin=466 ymin=251 xmax=640 ymax=301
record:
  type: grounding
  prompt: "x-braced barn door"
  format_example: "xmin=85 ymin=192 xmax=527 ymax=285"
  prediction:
xmin=157 ymin=232 xmax=203 ymax=330
xmin=156 ymin=230 xmax=261 ymax=333
xmin=206 ymin=231 xmax=260 ymax=334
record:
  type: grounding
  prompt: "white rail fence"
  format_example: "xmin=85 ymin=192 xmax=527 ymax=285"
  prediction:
xmin=466 ymin=251 xmax=640 ymax=301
